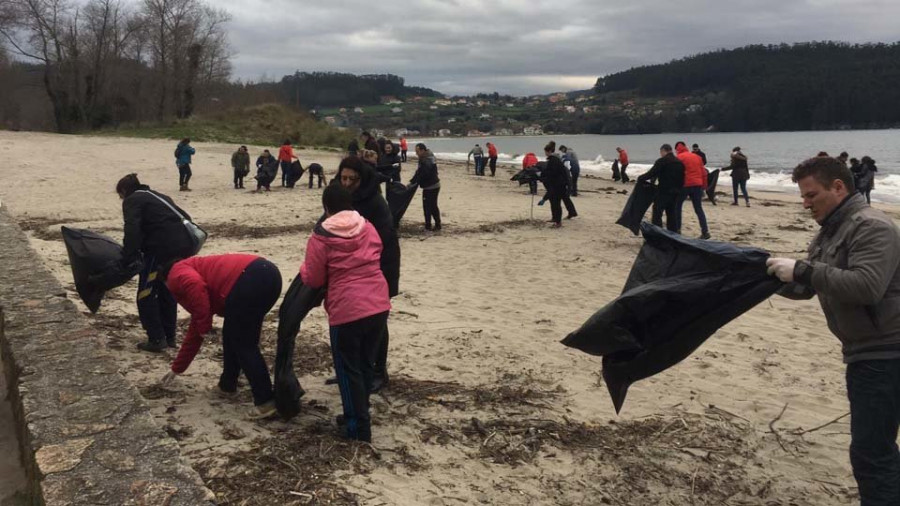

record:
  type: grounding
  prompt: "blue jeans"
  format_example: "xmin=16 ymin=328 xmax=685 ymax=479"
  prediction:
xmin=137 ymin=255 xmax=177 ymax=345
xmin=732 ymin=178 xmax=749 ymax=204
xmin=846 ymin=359 xmax=900 ymax=505
xmin=676 ymin=186 xmax=708 ymax=235
xmin=474 ymin=156 xmax=484 ymax=175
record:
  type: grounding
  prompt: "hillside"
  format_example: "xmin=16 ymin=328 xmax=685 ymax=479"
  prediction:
xmin=316 ymin=42 xmax=900 ymax=137
xmin=100 ymin=104 xmax=354 ymax=148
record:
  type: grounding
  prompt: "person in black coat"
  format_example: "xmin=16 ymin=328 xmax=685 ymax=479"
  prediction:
xmin=856 ymin=156 xmax=877 ymax=204
xmin=637 ymin=144 xmax=685 ymax=232
xmin=540 ymin=141 xmax=577 ymax=227
xmin=116 ymin=173 xmax=196 ymax=352
xmin=332 ymin=156 xmax=400 ymax=391
xmin=377 ymin=141 xmax=403 ymax=183
xmin=691 ymin=144 xmax=707 ymax=165
xmin=411 ymin=143 xmax=441 ymax=231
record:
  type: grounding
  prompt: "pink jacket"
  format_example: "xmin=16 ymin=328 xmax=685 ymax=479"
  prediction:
xmin=300 ymin=211 xmax=391 ymax=326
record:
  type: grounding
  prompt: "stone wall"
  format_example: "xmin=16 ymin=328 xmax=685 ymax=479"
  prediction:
xmin=0 ymin=208 xmax=214 ymax=505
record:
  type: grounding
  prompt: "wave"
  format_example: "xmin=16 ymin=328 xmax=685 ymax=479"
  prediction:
xmin=433 ymin=151 xmax=899 ymax=203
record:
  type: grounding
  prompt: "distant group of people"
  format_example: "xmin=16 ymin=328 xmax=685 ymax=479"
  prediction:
xmin=835 ymin=151 xmax=879 ymax=204
xmin=467 ymin=142 xmax=499 ymax=176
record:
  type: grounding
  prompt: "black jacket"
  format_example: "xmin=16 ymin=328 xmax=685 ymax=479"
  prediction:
xmin=121 ymin=185 xmax=195 ymax=264
xmin=332 ymin=164 xmax=401 ymax=297
xmin=411 ymin=150 xmax=440 ymax=189
xmin=727 ymin=152 xmax=750 ymax=181
xmin=693 ymin=149 xmax=707 ymax=165
xmin=540 ymin=154 xmax=569 ymax=192
xmin=638 ymin=153 xmax=685 ymax=194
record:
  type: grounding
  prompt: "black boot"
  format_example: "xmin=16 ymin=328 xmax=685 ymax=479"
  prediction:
xmin=137 ymin=341 xmax=166 ymax=353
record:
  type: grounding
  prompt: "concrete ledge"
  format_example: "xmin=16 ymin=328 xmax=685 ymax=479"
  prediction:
xmin=0 ymin=208 xmax=214 ymax=505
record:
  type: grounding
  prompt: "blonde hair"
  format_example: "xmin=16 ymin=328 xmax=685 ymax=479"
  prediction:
xmin=361 ymin=149 xmax=378 ymax=161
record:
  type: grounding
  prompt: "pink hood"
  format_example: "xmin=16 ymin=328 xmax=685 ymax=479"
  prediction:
xmin=322 ymin=210 xmax=367 ymax=238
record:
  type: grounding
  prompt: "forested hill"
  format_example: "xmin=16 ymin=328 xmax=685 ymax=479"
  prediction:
xmin=594 ymin=42 xmax=900 ymax=131
xmin=278 ymin=72 xmax=443 ymax=108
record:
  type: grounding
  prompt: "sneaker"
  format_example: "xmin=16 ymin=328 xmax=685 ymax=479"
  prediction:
xmin=745 ymin=201 xmax=751 ymax=207
xmin=208 ymin=384 xmax=238 ymax=399
xmin=700 ymin=232 xmax=711 ymax=240
xmin=565 ymin=213 xmax=578 ymax=220
xmin=731 ymin=202 xmax=738 ymax=206
xmin=249 ymin=400 xmax=277 ymax=420
xmin=550 ymin=223 xmax=562 ymax=228
xmin=325 ymin=376 xmax=338 ymax=386
xmin=137 ymin=341 xmax=166 ymax=353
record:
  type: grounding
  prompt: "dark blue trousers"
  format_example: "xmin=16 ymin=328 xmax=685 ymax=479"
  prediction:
xmin=330 ymin=311 xmax=388 ymax=442
xmin=846 ymin=359 xmax=900 ymax=506
xmin=137 ymin=255 xmax=177 ymax=346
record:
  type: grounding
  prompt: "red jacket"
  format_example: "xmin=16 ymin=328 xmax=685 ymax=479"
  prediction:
xmin=166 ymin=254 xmax=258 ymax=373
xmin=522 ymin=153 xmax=538 ymax=169
xmin=676 ymin=144 xmax=707 ymax=188
xmin=278 ymin=144 xmax=294 ymax=162
xmin=618 ymin=149 xmax=629 ymax=165
xmin=300 ymin=211 xmax=391 ymax=326
xmin=399 ymin=138 xmax=408 ymax=150
xmin=487 ymin=143 xmax=498 ymax=158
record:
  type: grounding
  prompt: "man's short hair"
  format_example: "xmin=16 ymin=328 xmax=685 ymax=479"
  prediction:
xmin=692 ymin=143 xmax=699 ymax=149
xmin=415 ymin=142 xmax=427 ymax=151
xmin=660 ymin=144 xmax=673 ymax=152
xmin=674 ymin=141 xmax=686 ymax=148
xmin=792 ymin=156 xmax=855 ymax=192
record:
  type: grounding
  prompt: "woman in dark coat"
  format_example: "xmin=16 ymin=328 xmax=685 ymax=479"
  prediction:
xmin=540 ymin=141 xmax=577 ymax=227
xmin=722 ymin=147 xmax=750 ymax=207
xmin=856 ymin=156 xmax=877 ymax=204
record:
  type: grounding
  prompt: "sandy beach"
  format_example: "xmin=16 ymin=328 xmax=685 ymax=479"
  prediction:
xmin=2 ymin=130 xmax=897 ymax=505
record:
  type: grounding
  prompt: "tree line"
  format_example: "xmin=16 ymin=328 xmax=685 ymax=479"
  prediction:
xmin=0 ymin=0 xmax=231 ymax=133
xmin=273 ymin=72 xmax=442 ymax=108
xmin=595 ymin=42 xmax=900 ymax=131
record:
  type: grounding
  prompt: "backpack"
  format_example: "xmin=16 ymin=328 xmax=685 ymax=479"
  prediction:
xmin=174 ymin=144 xmax=183 ymax=159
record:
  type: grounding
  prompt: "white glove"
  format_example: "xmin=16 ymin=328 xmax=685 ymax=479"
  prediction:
xmin=160 ymin=370 xmax=179 ymax=386
xmin=766 ymin=258 xmax=797 ymax=283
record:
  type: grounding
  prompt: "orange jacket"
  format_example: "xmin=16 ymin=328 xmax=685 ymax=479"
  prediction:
xmin=399 ymin=138 xmax=408 ymax=150
xmin=618 ymin=149 xmax=629 ymax=165
xmin=675 ymin=144 xmax=707 ymax=188
xmin=487 ymin=143 xmax=498 ymax=158
xmin=278 ymin=144 xmax=294 ymax=162
xmin=523 ymin=153 xmax=538 ymax=169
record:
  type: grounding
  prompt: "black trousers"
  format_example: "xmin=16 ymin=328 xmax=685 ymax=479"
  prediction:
xmin=651 ymin=192 xmax=680 ymax=232
xmin=137 ymin=255 xmax=177 ymax=346
xmin=330 ymin=311 xmax=389 ymax=442
xmin=178 ymin=164 xmax=192 ymax=186
xmin=570 ymin=169 xmax=580 ymax=195
xmin=234 ymin=170 xmax=245 ymax=188
xmin=562 ymin=193 xmax=577 ymax=217
xmin=374 ymin=323 xmax=389 ymax=383
xmin=401 ymin=150 xmax=407 ymax=162
xmin=489 ymin=156 xmax=497 ymax=176
xmin=847 ymin=359 xmax=900 ymax=505
xmin=423 ymin=187 xmax=441 ymax=229
xmin=219 ymin=258 xmax=282 ymax=406
xmin=620 ymin=163 xmax=630 ymax=183
xmin=308 ymin=170 xmax=324 ymax=188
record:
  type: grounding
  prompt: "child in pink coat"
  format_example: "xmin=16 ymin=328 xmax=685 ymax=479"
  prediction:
xmin=300 ymin=184 xmax=390 ymax=442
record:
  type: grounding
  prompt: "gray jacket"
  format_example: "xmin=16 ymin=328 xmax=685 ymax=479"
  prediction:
xmin=780 ymin=193 xmax=900 ymax=362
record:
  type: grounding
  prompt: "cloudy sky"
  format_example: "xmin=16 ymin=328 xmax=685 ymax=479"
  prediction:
xmin=217 ymin=0 xmax=900 ymax=96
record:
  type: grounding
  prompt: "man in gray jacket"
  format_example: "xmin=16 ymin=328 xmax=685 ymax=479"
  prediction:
xmin=767 ymin=156 xmax=900 ymax=505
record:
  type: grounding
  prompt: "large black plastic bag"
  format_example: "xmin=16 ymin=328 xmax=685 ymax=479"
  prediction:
xmin=561 ymin=222 xmax=781 ymax=413
xmin=615 ymin=181 xmax=657 ymax=235
xmin=285 ymin=160 xmax=305 ymax=188
xmin=61 ymin=227 xmax=140 ymax=313
xmin=274 ymin=276 xmax=325 ymax=419
xmin=386 ymin=182 xmax=418 ymax=227
xmin=706 ymin=169 xmax=720 ymax=204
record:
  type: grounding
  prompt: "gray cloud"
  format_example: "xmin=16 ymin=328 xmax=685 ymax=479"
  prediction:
xmin=217 ymin=0 xmax=900 ymax=95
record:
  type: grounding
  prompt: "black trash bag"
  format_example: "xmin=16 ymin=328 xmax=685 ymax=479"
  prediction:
xmin=615 ymin=181 xmax=657 ymax=235
xmin=612 ymin=159 xmax=621 ymax=181
xmin=510 ymin=167 xmax=541 ymax=186
xmin=274 ymin=276 xmax=325 ymax=419
xmin=286 ymin=160 xmax=305 ymax=188
xmin=61 ymin=227 xmax=141 ymax=313
xmin=386 ymin=181 xmax=419 ymax=227
xmin=561 ymin=222 xmax=781 ymax=413
xmin=706 ymin=169 xmax=720 ymax=204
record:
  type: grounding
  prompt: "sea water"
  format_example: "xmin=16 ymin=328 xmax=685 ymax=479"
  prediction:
xmin=412 ymin=130 xmax=899 ymax=203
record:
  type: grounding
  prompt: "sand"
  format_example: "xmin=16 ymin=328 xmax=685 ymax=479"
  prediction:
xmin=2 ymin=130 xmax=898 ymax=505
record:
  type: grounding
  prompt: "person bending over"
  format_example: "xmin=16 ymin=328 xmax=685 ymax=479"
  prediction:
xmin=301 ymin=185 xmax=391 ymax=442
